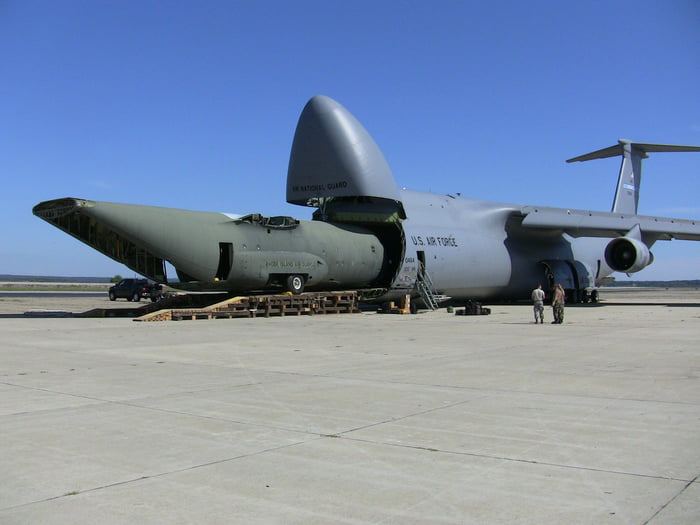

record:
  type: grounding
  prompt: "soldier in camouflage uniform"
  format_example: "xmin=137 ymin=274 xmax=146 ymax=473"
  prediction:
xmin=552 ymin=283 xmax=566 ymax=324
xmin=531 ymin=284 xmax=545 ymax=324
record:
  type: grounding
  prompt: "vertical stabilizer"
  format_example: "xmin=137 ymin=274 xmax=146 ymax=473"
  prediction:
xmin=612 ymin=140 xmax=644 ymax=215
xmin=566 ymin=140 xmax=700 ymax=215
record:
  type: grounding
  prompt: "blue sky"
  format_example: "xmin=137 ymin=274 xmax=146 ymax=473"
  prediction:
xmin=2 ymin=0 xmax=699 ymax=280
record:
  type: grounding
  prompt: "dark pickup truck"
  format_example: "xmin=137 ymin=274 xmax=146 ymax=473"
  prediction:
xmin=108 ymin=278 xmax=163 ymax=302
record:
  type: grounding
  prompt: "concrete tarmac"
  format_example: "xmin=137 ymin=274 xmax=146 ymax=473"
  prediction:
xmin=1 ymin=288 xmax=699 ymax=524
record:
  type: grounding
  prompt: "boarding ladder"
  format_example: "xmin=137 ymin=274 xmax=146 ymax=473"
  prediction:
xmin=416 ymin=267 xmax=441 ymax=311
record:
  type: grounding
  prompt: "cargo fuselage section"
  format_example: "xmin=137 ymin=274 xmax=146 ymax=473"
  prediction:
xmin=210 ymin=216 xmax=385 ymax=293
xmin=32 ymin=198 xmax=386 ymax=293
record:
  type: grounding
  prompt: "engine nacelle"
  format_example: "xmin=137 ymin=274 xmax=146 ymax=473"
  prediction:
xmin=604 ymin=237 xmax=653 ymax=273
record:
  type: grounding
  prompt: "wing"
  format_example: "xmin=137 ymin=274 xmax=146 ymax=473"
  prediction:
xmin=518 ymin=205 xmax=700 ymax=242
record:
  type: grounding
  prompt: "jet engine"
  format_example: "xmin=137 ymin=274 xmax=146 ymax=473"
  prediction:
xmin=604 ymin=236 xmax=653 ymax=273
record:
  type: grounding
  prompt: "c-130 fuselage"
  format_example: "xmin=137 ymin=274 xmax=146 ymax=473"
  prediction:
xmin=33 ymin=96 xmax=700 ymax=304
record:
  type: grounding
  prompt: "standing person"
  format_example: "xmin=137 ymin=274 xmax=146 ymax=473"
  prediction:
xmin=552 ymin=284 xmax=566 ymax=324
xmin=531 ymin=284 xmax=545 ymax=324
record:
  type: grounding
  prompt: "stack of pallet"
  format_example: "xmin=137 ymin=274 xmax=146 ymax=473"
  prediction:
xmin=134 ymin=291 xmax=360 ymax=322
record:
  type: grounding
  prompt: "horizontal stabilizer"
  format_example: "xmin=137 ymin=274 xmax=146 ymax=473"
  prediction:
xmin=566 ymin=140 xmax=700 ymax=163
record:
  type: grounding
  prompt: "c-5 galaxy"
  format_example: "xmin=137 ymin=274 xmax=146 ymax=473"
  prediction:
xmin=34 ymin=95 xmax=700 ymax=306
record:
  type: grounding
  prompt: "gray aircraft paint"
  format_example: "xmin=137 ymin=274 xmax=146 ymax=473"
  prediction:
xmin=33 ymin=96 xmax=700 ymax=302
xmin=287 ymin=95 xmax=402 ymax=207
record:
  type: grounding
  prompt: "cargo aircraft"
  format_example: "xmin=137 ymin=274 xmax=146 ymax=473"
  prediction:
xmin=33 ymin=95 xmax=700 ymax=306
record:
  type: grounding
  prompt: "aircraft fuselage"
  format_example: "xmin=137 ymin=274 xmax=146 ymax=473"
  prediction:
xmin=33 ymin=193 xmax=612 ymax=303
xmin=33 ymin=95 xmax=699 ymax=305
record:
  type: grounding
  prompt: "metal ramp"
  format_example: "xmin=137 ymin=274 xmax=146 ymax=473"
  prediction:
xmin=416 ymin=267 xmax=444 ymax=310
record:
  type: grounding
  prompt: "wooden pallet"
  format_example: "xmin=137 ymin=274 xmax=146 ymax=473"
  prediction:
xmin=134 ymin=291 xmax=360 ymax=322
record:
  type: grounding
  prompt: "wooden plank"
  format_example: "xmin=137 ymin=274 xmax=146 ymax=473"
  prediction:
xmin=134 ymin=291 xmax=360 ymax=322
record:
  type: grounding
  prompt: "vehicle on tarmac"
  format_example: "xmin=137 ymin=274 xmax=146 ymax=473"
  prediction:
xmin=108 ymin=278 xmax=163 ymax=302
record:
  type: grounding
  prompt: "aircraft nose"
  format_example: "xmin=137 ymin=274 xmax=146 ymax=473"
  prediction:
xmin=287 ymin=95 xmax=400 ymax=206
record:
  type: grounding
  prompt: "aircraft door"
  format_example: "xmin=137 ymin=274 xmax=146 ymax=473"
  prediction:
xmin=215 ymin=242 xmax=233 ymax=281
xmin=391 ymin=250 xmax=419 ymax=290
xmin=540 ymin=259 xmax=595 ymax=302
xmin=540 ymin=260 xmax=576 ymax=290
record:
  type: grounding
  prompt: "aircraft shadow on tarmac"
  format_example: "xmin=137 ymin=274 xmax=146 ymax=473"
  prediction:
xmin=4 ymin=301 xmax=698 ymax=321
xmin=600 ymin=301 xmax=700 ymax=307
xmin=0 ymin=312 xmax=76 ymax=319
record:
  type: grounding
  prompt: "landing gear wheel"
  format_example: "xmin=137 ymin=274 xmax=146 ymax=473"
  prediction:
xmin=590 ymin=289 xmax=599 ymax=303
xmin=285 ymin=275 xmax=304 ymax=294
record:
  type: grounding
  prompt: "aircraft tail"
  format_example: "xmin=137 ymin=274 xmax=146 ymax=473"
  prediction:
xmin=566 ymin=140 xmax=700 ymax=215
